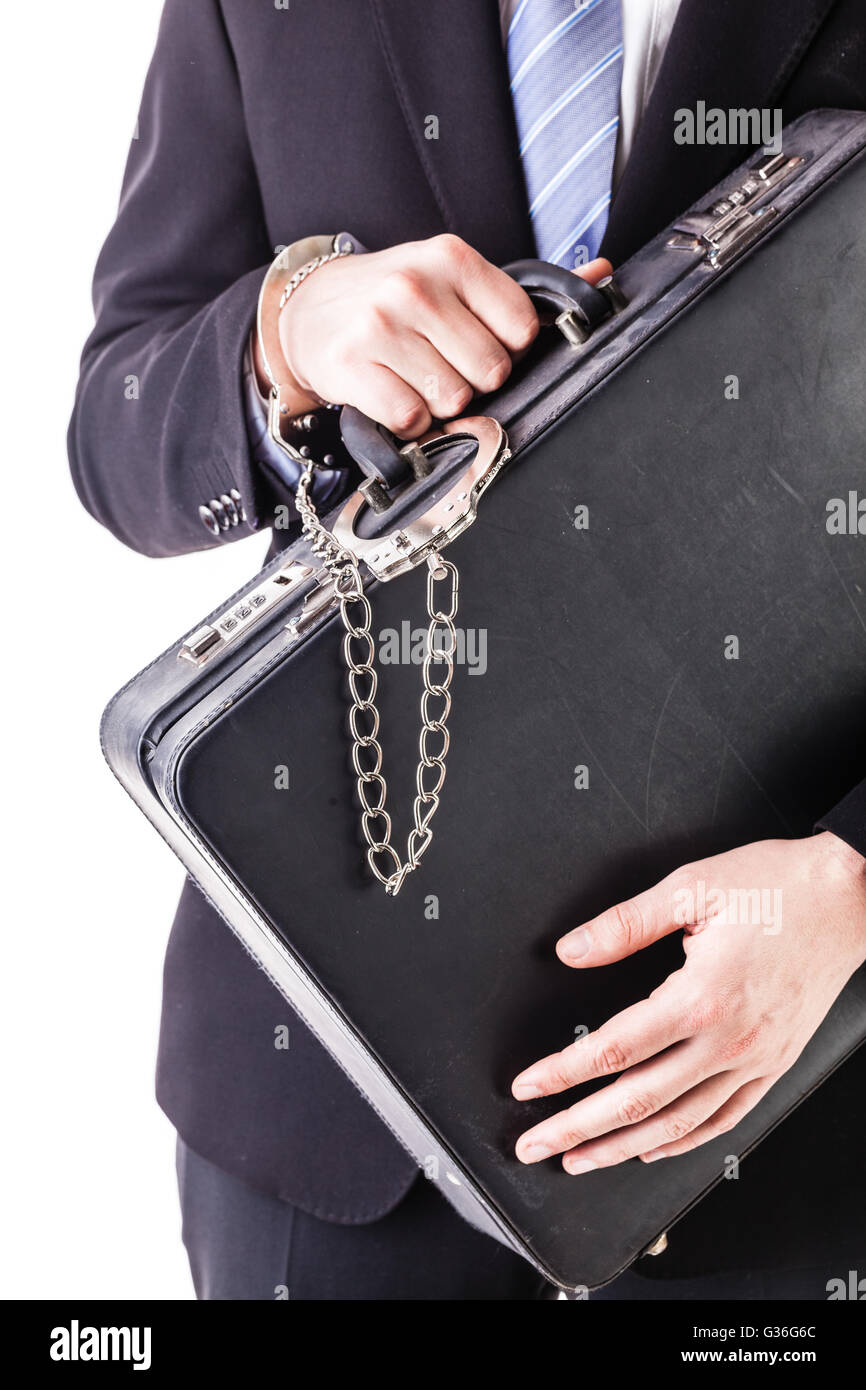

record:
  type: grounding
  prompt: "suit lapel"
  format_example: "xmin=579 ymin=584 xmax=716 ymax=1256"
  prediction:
xmin=602 ymin=0 xmax=839 ymax=264
xmin=368 ymin=0 xmax=535 ymax=264
xmin=369 ymin=0 xmax=837 ymax=268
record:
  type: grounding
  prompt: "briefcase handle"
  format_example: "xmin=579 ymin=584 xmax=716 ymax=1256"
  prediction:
xmin=340 ymin=259 xmax=625 ymax=489
xmin=502 ymin=257 xmax=625 ymax=340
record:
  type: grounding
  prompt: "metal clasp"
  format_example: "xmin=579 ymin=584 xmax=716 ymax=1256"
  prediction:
xmin=178 ymin=559 xmax=312 ymax=665
xmin=667 ymin=151 xmax=804 ymax=267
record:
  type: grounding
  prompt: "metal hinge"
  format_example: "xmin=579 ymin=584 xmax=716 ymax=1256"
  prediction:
xmin=667 ymin=150 xmax=805 ymax=267
xmin=555 ymin=274 xmax=629 ymax=346
xmin=642 ymin=1231 xmax=669 ymax=1257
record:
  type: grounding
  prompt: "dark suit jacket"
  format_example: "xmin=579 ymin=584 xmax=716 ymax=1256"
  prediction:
xmin=69 ymin=0 xmax=866 ymax=1276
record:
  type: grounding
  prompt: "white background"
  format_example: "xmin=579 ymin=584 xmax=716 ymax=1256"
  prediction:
xmin=3 ymin=3 xmax=265 ymax=1298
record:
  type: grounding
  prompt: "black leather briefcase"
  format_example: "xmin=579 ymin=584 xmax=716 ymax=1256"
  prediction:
xmin=102 ymin=110 xmax=866 ymax=1292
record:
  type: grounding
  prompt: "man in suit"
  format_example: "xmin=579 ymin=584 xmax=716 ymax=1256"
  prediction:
xmin=70 ymin=0 xmax=866 ymax=1299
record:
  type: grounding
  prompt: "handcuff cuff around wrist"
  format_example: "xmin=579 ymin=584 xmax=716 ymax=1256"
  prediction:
xmin=254 ymin=232 xmax=511 ymax=895
xmin=255 ymin=231 xmax=358 ymax=441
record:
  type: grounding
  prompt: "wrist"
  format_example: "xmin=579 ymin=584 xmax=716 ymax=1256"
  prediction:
xmin=814 ymin=827 xmax=866 ymax=881
xmin=812 ymin=830 xmax=866 ymax=968
xmin=251 ymin=321 xmax=319 ymax=416
xmin=256 ymin=233 xmax=358 ymax=433
xmin=276 ymin=291 xmax=322 ymax=411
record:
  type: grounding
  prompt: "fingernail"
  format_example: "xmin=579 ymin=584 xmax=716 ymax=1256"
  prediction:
xmin=564 ymin=1157 xmax=598 ymax=1175
xmin=639 ymin=1151 xmax=667 ymax=1163
xmin=513 ymin=1076 xmax=544 ymax=1100
xmin=518 ymin=1142 xmax=553 ymax=1164
xmin=560 ymin=927 xmax=591 ymax=962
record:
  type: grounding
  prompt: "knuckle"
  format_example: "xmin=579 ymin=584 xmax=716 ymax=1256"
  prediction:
xmin=352 ymin=301 xmax=391 ymax=344
xmin=563 ymin=1129 xmax=591 ymax=1151
xmin=718 ymin=1023 xmax=762 ymax=1063
xmin=479 ymin=353 xmax=511 ymax=394
xmin=666 ymin=866 xmax=698 ymax=921
xmin=431 ymin=232 xmax=473 ymax=271
xmin=679 ymin=990 xmax=730 ymax=1035
xmin=387 ymin=399 xmax=428 ymax=436
xmin=324 ymin=338 xmax=354 ymax=376
xmin=322 ymin=339 xmax=353 ymax=378
xmin=679 ymin=1002 xmax=706 ymax=1035
xmin=616 ymin=1092 xmax=657 ymax=1126
xmin=440 ymin=383 xmax=474 ymax=417
xmin=563 ymin=1106 xmax=591 ymax=1148
xmin=610 ymin=1144 xmax=636 ymax=1166
xmin=606 ymin=898 xmax=645 ymax=952
xmin=507 ymin=311 xmax=539 ymax=353
xmin=667 ymin=865 xmax=698 ymax=900
xmin=546 ymin=1060 xmax=577 ymax=1092
xmin=706 ymin=990 xmax=738 ymax=1029
xmin=593 ymin=1040 xmax=630 ymax=1076
xmin=712 ymin=1109 xmax=739 ymax=1135
xmin=662 ymin=1111 xmax=697 ymax=1143
xmin=380 ymin=268 xmax=429 ymax=312
xmin=676 ymin=993 xmax=706 ymax=1035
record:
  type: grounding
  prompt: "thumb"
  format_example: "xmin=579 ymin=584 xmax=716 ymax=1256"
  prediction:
xmin=572 ymin=256 xmax=613 ymax=286
xmin=557 ymin=877 xmax=681 ymax=967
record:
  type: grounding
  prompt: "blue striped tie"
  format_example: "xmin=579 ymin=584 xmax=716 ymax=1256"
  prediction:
xmin=507 ymin=0 xmax=624 ymax=267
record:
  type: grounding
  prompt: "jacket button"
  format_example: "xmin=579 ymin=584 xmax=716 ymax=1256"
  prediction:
xmin=198 ymin=503 xmax=220 ymax=535
xmin=209 ymin=496 xmax=229 ymax=530
xmin=199 ymin=489 xmax=244 ymax=534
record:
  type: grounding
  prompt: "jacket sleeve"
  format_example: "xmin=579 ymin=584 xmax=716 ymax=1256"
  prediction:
xmin=68 ymin=0 xmax=282 ymax=558
xmin=816 ymin=782 xmax=866 ymax=860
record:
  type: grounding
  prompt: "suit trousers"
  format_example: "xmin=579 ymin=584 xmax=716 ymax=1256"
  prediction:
xmin=176 ymin=1138 xmax=850 ymax=1301
xmin=176 ymin=1138 xmax=549 ymax=1301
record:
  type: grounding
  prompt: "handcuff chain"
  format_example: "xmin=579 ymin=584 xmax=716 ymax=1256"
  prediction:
xmin=278 ymin=243 xmax=353 ymax=312
xmin=295 ymin=462 xmax=458 ymax=897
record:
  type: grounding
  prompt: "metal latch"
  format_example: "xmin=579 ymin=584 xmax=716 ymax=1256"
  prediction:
xmin=285 ymin=570 xmax=338 ymax=639
xmin=178 ymin=559 xmax=312 ymax=665
xmin=667 ymin=150 xmax=804 ymax=267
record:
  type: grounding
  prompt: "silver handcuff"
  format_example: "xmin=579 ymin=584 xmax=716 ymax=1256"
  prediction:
xmin=256 ymin=235 xmax=511 ymax=895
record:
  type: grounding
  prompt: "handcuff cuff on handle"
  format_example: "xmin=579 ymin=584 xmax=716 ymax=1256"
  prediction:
xmin=256 ymin=233 xmax=511 ymax=896
xmin=256 ymin=234 xmax=625 ymax=893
